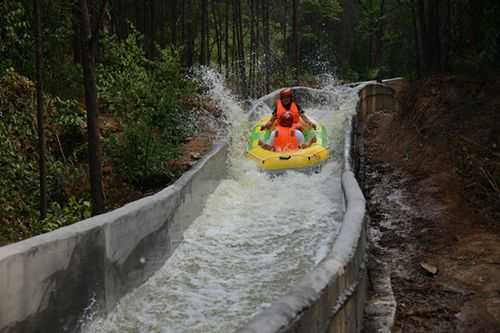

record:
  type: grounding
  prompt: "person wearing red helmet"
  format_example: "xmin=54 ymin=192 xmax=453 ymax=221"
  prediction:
xmin=258 ymin=111 xmax=316 ymax=152
xmin=260 ymin=88 xmax=317 ymax=131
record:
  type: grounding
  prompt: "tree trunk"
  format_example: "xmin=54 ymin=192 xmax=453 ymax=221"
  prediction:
xmin=200 ymin=0 xmax=209 ymax=65
xmin=171 ymin=0 xmax=178 ymax=47
xmin=79 ymin=0 xmax=105 ymax=215
xmin=212 ymin=3 xmax=223 ymax=72
xmin=414 ymin=0 xmax=451 ymax=74
xmin=292 ymin=0 xmax=299 ymax=83
xmin=135 ymin=0 xmax=144 ymax=38
xmin=72 ymin=3 xmax=82 ymax=64
xmin=469 ymin=0 xmax=483 ymax=55
xmin=283 ymin=0 xmax=289 ymax=60
xmin=232 ymin=4 xmax=237 ymax=73
xmin=181 ymin=0 xmax=185 ymax=42
xmin=255 ymin=0 xmax=261 ymax=95
xmin=373 ymin=0 xmax=385 ymax=68
xmin=249 ymin=0 xmax=256 ymax=96
xmin=184 ymin=0 xmax=194 ymax=67
xmin=225 ymin=0 xmax=230 ymax=75
xmin=233 ymin=0 xmax=247 ymax=95
xmin=238 ymin=0 xmax=247 ymax=95
xmin=411 ymin=0 xmax=422 ymax=77
xmin=439 ymin=0 xmax=450 ymax=72
xmin=264 ymin=0 xmax=270 ymax=92
xmin=415 ymin=0 xmax=428 ymax=73
xmin=157 ymin=0 xmax=165 ymax=47
xmin=121 ymin=0 xmax=129 ymax=37
xmin=147 ymin=0 xmax=155 ymax=57
xmin=34 ymin=0 xmax=48 ymax=219
xmin=429 ymin=0 xmax=441 ymax=73
xmin=206 ymin=1 xmax=211 ymax=66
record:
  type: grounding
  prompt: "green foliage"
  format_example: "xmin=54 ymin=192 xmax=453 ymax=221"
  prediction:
xmin=300 ymin=0 xmax=343 ymax=74
xmin=0 ymin=25 xmax=199 ymax=244
xmin=1 ymin=0 xmax=82 ymax=97
xmin=0 ymin=0 xmax=32 ymax=75
xmin=350 ymin=0 xmax=417 ymax=79
xmin=33 ymin=198 xmax=92 ymax=234
xmin=351 ymin=0 xmax=500 ymax=79
xmin=449 ymin=2 xmax=500 ymax=76
xmin=50 ymin=97 xmax=87 ymax=160
xmin=0 ymin=70 xmax=89 ymax=244
xmin=52 ymin=97 xmax=86 ymax=129
xmin=0 ymin=71 xmax=39 ymax=236
xmin=41 ymin=0 xmax=84 ymax=98
xmin=303 ymin=0 xmax=343 ymax=21
xmin=107 ymin=121 xmax=180 ymax=188
xmin=98 ymin=31 xmax=195 ymax=188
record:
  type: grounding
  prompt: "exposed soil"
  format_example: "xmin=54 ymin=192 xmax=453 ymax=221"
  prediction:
xmin=362 ymin=77 xmax=500 ymax=332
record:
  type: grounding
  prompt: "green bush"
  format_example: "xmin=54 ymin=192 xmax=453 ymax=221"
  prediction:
xmin=0 ymin=70 xmax=90 ymax=244
xmin=0 ymin=71 xmax=40 ymax=240
xmin=98 ymin=31 xmax=196 ymax=188
xmin=33 ymin=197 xmax=92 ymax=235
xmin=0 ymin=1 xmax=32 ymax=76
xmin=107 ymin=120 xmax=179 ymax=188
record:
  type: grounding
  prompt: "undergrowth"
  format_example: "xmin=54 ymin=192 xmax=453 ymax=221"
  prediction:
xmin=0 ymin=32 xmax=199 ymax=245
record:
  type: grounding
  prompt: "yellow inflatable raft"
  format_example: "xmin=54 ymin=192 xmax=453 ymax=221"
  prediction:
xmin=246 ymin=115 xmax=330 ymax=171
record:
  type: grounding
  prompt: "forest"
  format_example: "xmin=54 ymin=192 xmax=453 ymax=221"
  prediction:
xmin=1 ymin=0 xmax=499 ymax=245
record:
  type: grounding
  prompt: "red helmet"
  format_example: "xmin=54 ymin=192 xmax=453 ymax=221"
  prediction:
xmin=278 ymin=111 xmax=294 ymax=127
xmin=279 ymin=88 xmax=293 ymax=99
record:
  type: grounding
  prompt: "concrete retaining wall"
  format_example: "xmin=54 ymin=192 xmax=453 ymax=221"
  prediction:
xmin=0 ymin=143 xmax=228 ymax=333
xmin=351 ymin=84 xmax=396 ymax=189
xmin=352 ymin=84 xmax=399 ymax=332
xmin=238 ymin=83 xmax=397 ymax=333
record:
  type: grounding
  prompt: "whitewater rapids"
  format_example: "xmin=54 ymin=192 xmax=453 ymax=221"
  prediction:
xmin=83 ymin=72 xmax=361 ymax=333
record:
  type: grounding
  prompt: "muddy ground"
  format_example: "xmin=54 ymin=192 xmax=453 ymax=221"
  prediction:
xmin=362 ymin=77 xmax=500 ymax=332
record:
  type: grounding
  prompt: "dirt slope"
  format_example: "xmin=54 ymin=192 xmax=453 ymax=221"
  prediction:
xmin=363 ymin=76 xmax=500 ymax=332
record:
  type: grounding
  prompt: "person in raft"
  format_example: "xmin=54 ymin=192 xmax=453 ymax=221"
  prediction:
xmin=258 ymin=111 xmax=316 ymax=152
xmin=260 ymin=88 xmax=317 ymax=131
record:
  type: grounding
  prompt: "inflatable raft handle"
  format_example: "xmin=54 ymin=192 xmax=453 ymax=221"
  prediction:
xmin=279 ymin=155 xmax=292 ymax=160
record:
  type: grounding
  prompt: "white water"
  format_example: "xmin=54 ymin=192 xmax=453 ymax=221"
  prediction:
xmin=84 ymin=71 xmax=361 ymax=333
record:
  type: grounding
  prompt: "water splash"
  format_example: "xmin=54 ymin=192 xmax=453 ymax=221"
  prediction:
xmin=84 ymin=70 xmax=362 ymax=333
xmin=317 ymin=73 xmax=341 ymax=90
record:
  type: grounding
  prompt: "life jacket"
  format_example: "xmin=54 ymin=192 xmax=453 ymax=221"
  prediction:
xmin=276 ymin=100 xmax=300 ymax=125
xmin=273 ymin=126 xmax=299 ymax=152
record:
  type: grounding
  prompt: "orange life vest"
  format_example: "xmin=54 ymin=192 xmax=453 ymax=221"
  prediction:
xmin=273 ymin=126 xmax=299 ymax=152
xmin=276 ymin=100 xmax=300 ymax=125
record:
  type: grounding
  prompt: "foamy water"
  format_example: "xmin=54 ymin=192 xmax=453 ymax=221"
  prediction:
xmin=83 ymin=70 xmax=361 ymax=333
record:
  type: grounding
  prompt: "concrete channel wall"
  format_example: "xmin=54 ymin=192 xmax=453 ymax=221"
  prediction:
xmin=352 ymin=83 xmax=398 ymax=188
xmin=238 ymin=83 xmax=397 ymax=333
xmin=0 ymin=143 xmax=228 ymax=333
xmin=0 ymin=82 xmax=398 ymax=333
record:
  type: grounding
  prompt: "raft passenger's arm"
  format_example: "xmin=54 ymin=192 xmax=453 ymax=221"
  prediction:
xmin=258 ymin=139 xmax=275 ymax=151
xmin=260 ymin=112 xmax=277 ymax=130
xmin=301 ymin=113 xmax=317 ymax=130
xmin=299 ymin=137 xmax=317 ymax=149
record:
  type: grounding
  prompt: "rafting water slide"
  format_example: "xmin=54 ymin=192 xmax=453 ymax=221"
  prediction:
xmin=0 ymin=73 xmax=399 ymax=333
